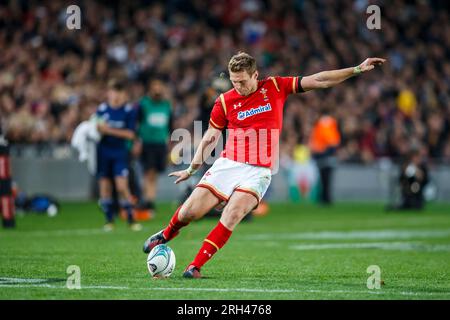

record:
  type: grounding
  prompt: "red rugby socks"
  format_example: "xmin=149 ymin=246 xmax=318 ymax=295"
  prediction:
xmin=162 ymin=206 xmax=189 ymax=241
xmin=191 ymin=221 xmax=233 ymax=269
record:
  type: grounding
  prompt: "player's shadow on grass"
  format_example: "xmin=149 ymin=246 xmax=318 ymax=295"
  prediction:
xmin=178 ymin=276 xmax=214 ymax=280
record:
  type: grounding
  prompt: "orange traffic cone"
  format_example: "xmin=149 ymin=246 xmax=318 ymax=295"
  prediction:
xmin=252 ymin=201 xmax=270 ymax=216
xmin=135 ymin=208 xmax=153 ymax=221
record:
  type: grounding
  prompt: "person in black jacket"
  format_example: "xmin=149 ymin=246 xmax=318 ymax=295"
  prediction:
xmin=389 ymin=150 xmax=429 ymax=210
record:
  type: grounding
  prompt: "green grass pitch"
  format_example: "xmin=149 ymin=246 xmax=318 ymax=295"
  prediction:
xmin=1 ymin=202 xmax=449 ymax=299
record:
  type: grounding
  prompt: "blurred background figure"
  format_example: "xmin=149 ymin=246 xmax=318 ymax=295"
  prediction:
xmin=308 ymin=108 xmax=341 ymax=205
xmin=198 ymin=76 xmax=232 ymax=136
xmin=0 ymin=124 xmax=15 ymax=228
xmin=135 ymin=79 xmax=173 ymax=217
xmin=283 ymin=141 xmax=320 ymax=203
xmin=388 ymin=150 xmax=429 ymax=211
xmin=95 ymin=79 xmax=141 ymax=231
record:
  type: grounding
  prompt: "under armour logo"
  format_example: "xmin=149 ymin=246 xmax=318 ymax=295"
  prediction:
xmin=233 ymin=102 xmax=242 ymax=109
xmin=203 ymin=250 xmax=212 ymax=257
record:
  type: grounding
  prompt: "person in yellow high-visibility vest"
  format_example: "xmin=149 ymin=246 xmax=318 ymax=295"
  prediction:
xmin=309 ymin=108 xmax=341 ymax=204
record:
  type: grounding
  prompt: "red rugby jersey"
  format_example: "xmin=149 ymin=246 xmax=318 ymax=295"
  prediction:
xmin=209 ymin=76 xmax=301 ymax=169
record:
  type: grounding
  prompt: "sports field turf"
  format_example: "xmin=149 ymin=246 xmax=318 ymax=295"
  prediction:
xmin=1 ymin=202 xmax=449 ymax=299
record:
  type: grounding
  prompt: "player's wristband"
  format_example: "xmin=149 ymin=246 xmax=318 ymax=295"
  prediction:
xmin=186 ymin=165 xmax=198 ymax=176
xmin=353 ymin=66 xmax=362 ymax=75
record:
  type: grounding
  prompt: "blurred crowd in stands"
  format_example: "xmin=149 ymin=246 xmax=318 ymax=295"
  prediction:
xmin=1 ymin=0 xmax=449 ymax=164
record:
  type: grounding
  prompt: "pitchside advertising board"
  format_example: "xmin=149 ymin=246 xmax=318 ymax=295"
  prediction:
xmin=0 ymin=136 xmax=15 ymax=228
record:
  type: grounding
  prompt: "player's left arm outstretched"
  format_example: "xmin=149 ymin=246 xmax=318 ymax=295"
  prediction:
xmin=300 ymin=57 xmax=386 ymax=91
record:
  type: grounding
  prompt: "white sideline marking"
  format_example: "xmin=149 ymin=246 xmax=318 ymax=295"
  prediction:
xmin=1 ymin=228 xmax=110 ymax=237
xmin=289 ymin=242 xmax=450 ymax=252
xmin=244 ymin=229 xmax=450 ymax=241
xmin=0 ymin=282 xmax=449 ymax=297
xmin=3 ymin=228 xmax=450 ymax=240
xmin=0 ymin=283 xmax=55 ymax=288
xmin=0 ymin=277 xmax=51 ymax=284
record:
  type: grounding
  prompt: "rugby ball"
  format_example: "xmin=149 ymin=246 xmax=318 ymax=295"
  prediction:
xmin=146 ymin=244 xmax=176 ymax=278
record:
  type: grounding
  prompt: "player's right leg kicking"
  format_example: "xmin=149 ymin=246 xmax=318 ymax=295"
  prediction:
xmin=142 ymin=156 xmax=271 ymax=278
xmin=182 ymin=190 xmax=257 ymax=278
xmin=143 ymin=189 xmax=258 ymax=278
xmin=142 ymin=187 xmax=219 ymax=253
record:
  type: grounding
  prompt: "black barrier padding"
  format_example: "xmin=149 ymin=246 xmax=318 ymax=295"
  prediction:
xmin=0 ymin=145 xmax=9 ymax=155
xmin=0 ymin=179 xmax=12 ymax=195
xmin=2 ymin=219 xmax=15 ymax=228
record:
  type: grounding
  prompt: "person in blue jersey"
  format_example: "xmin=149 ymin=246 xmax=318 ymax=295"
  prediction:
xmin=95 ymin=79 xmax=142 ymax=232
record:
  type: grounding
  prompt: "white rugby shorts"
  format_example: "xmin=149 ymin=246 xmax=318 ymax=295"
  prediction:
xmin=196 ymin=157 xmax=272 ymax=204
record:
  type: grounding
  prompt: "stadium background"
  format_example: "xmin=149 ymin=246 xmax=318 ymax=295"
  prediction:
xmin=1 ymin=0 xmax=449 ymax=203
xmin=1 ymin=0 xmax=450 ymax=301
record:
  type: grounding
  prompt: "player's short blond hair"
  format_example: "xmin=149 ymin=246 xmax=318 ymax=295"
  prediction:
xmin=228 ymin=52 xmax=257 ymax=75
